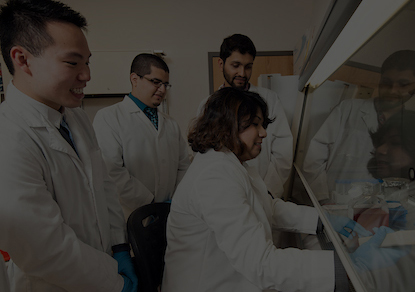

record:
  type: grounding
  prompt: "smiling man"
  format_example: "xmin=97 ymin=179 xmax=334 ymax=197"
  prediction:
xmin=0 ymin=0 xmax=138 ymax=291
xmin=303 ymin=50 xmax=415 ymax=203
xmin=197 ymin=34 xmax=293 ymax=199
xmin=93 ymin=53 xmax=190 ymax=220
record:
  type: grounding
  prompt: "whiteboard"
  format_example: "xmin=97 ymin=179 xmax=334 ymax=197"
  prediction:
xmin=85 ymin=50 xmax=151 ymax=94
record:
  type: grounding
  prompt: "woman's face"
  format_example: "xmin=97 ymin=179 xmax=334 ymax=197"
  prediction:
xmin=375 ymin=128 xmax=413 ymax=178
xmin=237 ymin=109 xmax=267 ymax=162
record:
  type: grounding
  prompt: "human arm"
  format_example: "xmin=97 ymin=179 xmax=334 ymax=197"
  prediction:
xmin=112 ymin=246 xmax=138 ymax=292
xmin=174 ymin=126 xmax=191 ymax=187
xmin=0 ymin=257 xmax=9 ymax=292
xmin=302 ymin=103 xmax=346 ymax=201
xmin=351 ymin=226 xmax=410 ymax=272
xmin=93 ymin=109 xmax=154 ymax=212
xmin=271 ymin=198 xmax=320 ymax=234
xmin=197 ymin=158 xmax=335 ymax=292
xmin=0 ymin=139 xmax=124 ymax=292
xmin=263 ymin=97 xmax=293 ymax=198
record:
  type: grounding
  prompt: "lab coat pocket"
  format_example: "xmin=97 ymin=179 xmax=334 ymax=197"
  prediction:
xmin=90 ymin=148 xmax=104 ymax=192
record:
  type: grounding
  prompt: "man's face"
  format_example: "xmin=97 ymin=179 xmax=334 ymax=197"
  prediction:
xmin=219 ymin=51 xmax=254 ymax=90
xmin=378 ymin=68 xmax=415 ymax=111
xmin=21 ymin=21 xmax=91 ymax=110
xmin=131 ymin=65 xmax=169 ymax=108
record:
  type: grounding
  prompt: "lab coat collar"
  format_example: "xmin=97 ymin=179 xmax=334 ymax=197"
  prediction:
xmin=359 ymin=98 xmax=376 ymax=114
xmin=121 ymin=94 xmax=163 ymax=132
xmin=360 ymin=98 xmax=378 ymax=131
xmin=5 ymin=81 xmax=63 ymax=129
xmin=204 ymin=148 xmax=251 ymax=171
xmin=122 ymin=95 xmax=144 ymax=113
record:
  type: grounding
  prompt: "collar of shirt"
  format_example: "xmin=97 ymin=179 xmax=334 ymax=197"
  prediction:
xmin=373 ymin=97 xmax=405 ymax=125
xmin=128 ymin=93 xmax=148 ymax=112
xmin=7 ymin=81 xmax=63 ymax=128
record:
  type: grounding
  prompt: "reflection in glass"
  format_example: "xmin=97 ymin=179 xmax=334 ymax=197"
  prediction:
xmin=302 ymin=50 xmax=415 ymax=205
xmin=295 ymin=2 xmax=415 ymax=291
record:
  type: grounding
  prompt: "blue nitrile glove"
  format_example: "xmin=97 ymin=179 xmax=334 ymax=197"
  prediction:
xmin=113 ymin=251 xmax=138 ymax=292
xmin=121 ymin=275 xmax=134 ymax=292
xmin=325 ymin=212 xmax=372 ymax=238
xmin=387 ymin=201 xmax=408 ymax=230
xmin=350 ymin=226 xmax=410 ymax=272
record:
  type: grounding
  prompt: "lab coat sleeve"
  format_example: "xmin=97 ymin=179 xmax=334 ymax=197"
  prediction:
xmin=196 ymin=162 xmax=334 ymax=292
xmin=77 ymin=109 xmax=126 ymax=246
xmin=264 ymin=97 xmax=293 ymax=197
xmin=93 ymin=110 xmax=154 ymax=209
xmin=302 ymin=103 xmax=345 ymax=201
xmin=0 ymin=139 xmax=123 ymax=292
xmin=271 ymin=198 xmax=319 ymax=234
xmin=101 ymin=147 xmax=128 ymax=245
xmin=0 ymin=258 xmax=9 ymax=292
xmin=175 ymin=129 xmax=191 ymax=187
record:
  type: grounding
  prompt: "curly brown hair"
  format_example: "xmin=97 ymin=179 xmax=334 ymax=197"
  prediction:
xmin=189 ymin=87 xmax=273 ymax=156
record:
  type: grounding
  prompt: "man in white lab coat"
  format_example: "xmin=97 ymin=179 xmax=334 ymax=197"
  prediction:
xmin=303 ymin=50 xmax=415 ymax=202
xmin=197 ymin=34 xmax=293 ymax=198
xmin=0 ymin=1 xmax=137 ymax=291
xmin=93 ymin=54 xmax=190 ymax=220
xmin=1 ymin=258 xmax=9 ymax=292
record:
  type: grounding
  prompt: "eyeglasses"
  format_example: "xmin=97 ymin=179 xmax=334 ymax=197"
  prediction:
xmin=138 ymin=75 xmax=172 ymax=89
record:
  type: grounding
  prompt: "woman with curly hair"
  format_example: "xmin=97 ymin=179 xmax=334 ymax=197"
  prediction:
xmin=161 ymin=87 xmax=358 ymax=292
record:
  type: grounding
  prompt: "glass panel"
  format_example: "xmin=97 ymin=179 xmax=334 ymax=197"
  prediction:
xmin=294 ymin=1 xmax=415 ymax=291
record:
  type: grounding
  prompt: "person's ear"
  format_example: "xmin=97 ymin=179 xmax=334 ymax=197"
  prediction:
xmin=218 ymin=58 xmax=224 ymax=72
xmin=10 ymin=46 xmax=32 ymax=75
xmin=130 ymin=72 xmax=139 ymax=87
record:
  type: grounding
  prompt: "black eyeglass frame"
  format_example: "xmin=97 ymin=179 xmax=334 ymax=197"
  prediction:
xmin=137 ymin=74 xmax=172 ymax=89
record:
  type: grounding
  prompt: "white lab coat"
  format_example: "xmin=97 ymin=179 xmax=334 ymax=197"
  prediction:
xmin=0 ymin=83 xmax=125 ymax=292
xmin=93 ymin=96 xmax=190 ymax=219
xmin=0 ymin=258 xmax=10 ymax=292
xmin=302 ymin=98 xmax=378 ymax=201
xmin=162 ymin=149 xmax=334 ymax=292
xmin=197 ymin=85 xmax=293 ymax=198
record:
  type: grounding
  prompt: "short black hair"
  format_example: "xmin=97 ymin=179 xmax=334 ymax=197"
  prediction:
xmin=0 ymin=0 xmax=87 ymax=75
xmin=381 ymin=50 xmax=415 ymax=76
xmin=130 ymin=53 xmax=169 ymax=76
xmin=219 ymin=34 xmax=256 ymax=63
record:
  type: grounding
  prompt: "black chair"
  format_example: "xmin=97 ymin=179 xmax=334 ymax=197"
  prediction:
xmin=127 ymin=202 xmax=171 ymax=292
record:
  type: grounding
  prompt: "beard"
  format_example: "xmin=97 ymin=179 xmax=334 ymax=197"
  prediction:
xmin=223 ymin=70 xmax=248 ymax=90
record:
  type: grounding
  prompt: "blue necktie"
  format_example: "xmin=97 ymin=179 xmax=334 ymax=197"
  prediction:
xmin=144 ymin=107 xmax=158 ymax=130
xmin=58 ymin=117 xmax=78 ymax=155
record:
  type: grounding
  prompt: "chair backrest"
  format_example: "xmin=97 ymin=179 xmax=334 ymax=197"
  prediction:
xmin=127 ymin=202 xmax=171 ymax=292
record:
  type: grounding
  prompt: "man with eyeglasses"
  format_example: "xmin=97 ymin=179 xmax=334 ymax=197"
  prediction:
xmin=94 ymin=53 xmax=190 ymax=219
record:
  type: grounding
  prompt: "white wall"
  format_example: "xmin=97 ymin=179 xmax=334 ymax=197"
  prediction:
xmin=62 ymin=0 xmax=315 ymax=134
xmin=0 ymin=0 xmax=319 ymax=133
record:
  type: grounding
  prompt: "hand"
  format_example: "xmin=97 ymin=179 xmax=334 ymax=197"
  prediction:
xmin=387 ymin=201 xmax=408 ymax=230
xmin=325 ymin=212 xmax=372 ymax=238
xmin=350 ymin=226 xmax=410 ymax=272
xmin=113 ymin=251 xmax=138 ymax=292
xmin=121 ymin=275 xmax=134 ymax=292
